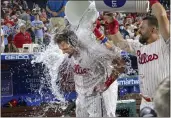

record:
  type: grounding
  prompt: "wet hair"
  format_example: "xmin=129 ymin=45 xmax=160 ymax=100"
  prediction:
xmin=53 ymin=29 xmax=78 ymax=47
xmin=153 ymin=77 xmax=170 ymax=117
xmin=103 ymin=11 xmax=113 ymax=16
xmin=143 ymin=15 xmax=159 ymax=28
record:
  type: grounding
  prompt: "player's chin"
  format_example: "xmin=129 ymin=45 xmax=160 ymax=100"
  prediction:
xmin=139 ymin=36 xmax=147 ymax=44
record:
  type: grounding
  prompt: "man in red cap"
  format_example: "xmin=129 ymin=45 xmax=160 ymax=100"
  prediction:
xmin=13 ymin=24 xmax=32 ymax=52
xmin=4 ymin=14 xmax=15 ymax=26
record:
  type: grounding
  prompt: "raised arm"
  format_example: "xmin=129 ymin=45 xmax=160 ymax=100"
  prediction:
xmin=150 ymin=0 xmax=170 ymax=41
xmin=93 ymin=19 xmax=141 ymax=55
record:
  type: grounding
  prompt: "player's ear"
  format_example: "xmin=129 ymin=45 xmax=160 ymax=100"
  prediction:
xmin=151 ymin=26 xmax=158 ymax=33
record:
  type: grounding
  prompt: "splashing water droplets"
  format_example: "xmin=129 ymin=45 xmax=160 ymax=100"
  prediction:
xmin=31 ymin=1 xmax=137 ymax=116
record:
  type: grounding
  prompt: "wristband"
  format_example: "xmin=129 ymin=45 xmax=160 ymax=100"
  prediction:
xmin=101 ymin=37 xmax=108 ymax=44
xmin=143 ymin=96 xmax=153 ymax=102
xmin=93 ymin=28 xmax=104 ymax=40
xmin=149 ymin=0 xmax=159 ymax=6
xmin=105 ymin=76 xmax=114 ymax=88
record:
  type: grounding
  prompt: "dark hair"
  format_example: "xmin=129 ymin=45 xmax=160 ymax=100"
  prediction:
xmin=53 ymin=29 xmax=78 ymax=47
xmin=143 ymin=15 xmax=159 ymax=28
xmin=125 ymin=24 xmax=130 ymax=26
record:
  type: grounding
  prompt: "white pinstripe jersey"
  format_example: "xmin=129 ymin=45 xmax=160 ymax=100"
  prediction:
xmin=128 ymin=36 xmax=169 ymax=98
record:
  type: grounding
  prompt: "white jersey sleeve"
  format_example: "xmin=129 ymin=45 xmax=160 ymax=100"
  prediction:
xmin=159 ymin=35 xmax=170 ymax=55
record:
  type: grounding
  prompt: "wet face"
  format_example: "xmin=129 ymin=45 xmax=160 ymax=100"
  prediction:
xmin=138 ymin=20 xmax=151 ymax=44
xmin=58 ymin=41 xmax=75 ymax=55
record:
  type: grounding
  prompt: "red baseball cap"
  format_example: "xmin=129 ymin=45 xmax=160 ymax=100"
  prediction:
xmin=4 ymin=20 xmax=15 ymax=26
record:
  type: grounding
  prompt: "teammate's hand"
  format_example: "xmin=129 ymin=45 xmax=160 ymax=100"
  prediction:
xmin=139 ymin=93 xmax=153 ymax=102
xmin=94 ymin=83 xmax=108 ymax=93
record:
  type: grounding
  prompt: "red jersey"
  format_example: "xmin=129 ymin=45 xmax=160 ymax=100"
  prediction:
xmin=4 ymin=20 xmax=15 ymax=26
xmin=13 ymin=32 xmax=32 ymax=48
xmin=104 ymin=19 xmax=119 ymax=35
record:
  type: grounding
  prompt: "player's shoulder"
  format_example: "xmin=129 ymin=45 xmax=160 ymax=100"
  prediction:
xmin=127 ymin=39 xmax=142 ymax=46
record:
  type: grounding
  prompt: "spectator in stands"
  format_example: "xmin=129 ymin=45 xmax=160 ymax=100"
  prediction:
xmin=4 ymin=14 xmax=15 ymax=26
xmin=1 ymin=9 xmax=5 ymax=19
xmin=19 ymin=9 xmax=31 ymax=22
xmin=13 ymin=24 xmax=32 ymax=52
xmin=26 ymin=21 xmax=35 ymax=43
xmin=124 ymin=15 xmax=137 ymax=38
xmin=8 ymin=7 xmax=13 ymax=16
xmin=3 ymin=20 xmax=14 ymax=52
xmin=40 ymin=8 xmax=47 ymax=23
xmin=125 ymin=23 xmax=134 ymax=39
xmin=1 ymin=28 xmax=5 ymax=53
xmin=30 ymin=11 xmax=35 ymax=22
xmin=21 ymin=0 xmax=28 ymax=10
xmin=46 ymin=0 xmax=67 ymax=32
xmin=43 ymin=28 xmax=51 ymax=46
xmin=119 ymin=24 xmax=130 ymax=39
xmin=31 ymin=14 xmax=44 ymax=44
xmin=25 ymin=9 xmax=32 ymax=20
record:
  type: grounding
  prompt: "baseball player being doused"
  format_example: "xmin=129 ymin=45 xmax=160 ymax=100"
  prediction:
xmin=93 ymin=0 xmax=169 ymax=115
xmin=54 ymin=29 xmax=125 ymax=117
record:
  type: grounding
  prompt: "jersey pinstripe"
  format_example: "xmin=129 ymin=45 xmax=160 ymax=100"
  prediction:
xmin=128 ymin=36 xmax=169 ymax=98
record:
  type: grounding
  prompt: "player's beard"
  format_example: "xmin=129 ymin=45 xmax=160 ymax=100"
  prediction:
xmin=139 ymin=34 xmax=149 ymax=45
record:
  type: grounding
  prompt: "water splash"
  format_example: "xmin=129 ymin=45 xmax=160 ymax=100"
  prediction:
xmin=32 ymin=41 xmax=66 ymax=102
xmin=31 ymin=1 xmax=137 ymax=117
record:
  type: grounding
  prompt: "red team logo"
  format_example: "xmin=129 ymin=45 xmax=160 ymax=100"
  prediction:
xmin=137 ymin=50 xmax=158 ymax=64
xmin=74 ymin=64 xmax=90 ymax=75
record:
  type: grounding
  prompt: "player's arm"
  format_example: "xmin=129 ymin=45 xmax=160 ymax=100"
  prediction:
xmin=94 ymin=57 xmax=126 ymax=93
xmin=150 ymin=0 xmax=170 ymax=41
xmin=94 ymin=58 xmax=125 ymax=93
xmin=93 ymin=21 xmax=140 ymax=55
xmin=105 ymin=57 xmax=126 ymax=88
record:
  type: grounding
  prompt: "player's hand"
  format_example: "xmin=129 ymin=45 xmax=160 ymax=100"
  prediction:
xmin=94 ymin=83 xmax=108 ymax=93
xmin=52 ymin=12 xmax=58 ymax=17
xmin=112 ymin=58 xmax=125 ymax=74
xmin=139 ymin=93 xmax=153 ymax=102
